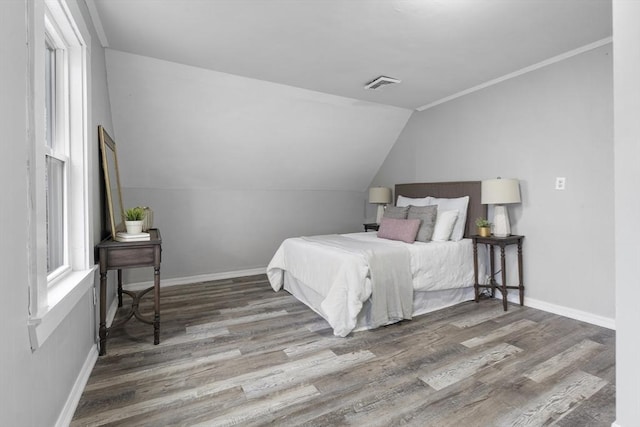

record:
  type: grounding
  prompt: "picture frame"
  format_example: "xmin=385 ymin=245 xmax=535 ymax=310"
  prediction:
xmin=99 ymin=125 xmax=125 ymax=238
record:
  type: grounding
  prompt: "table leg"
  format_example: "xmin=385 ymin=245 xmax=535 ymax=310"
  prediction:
xmin=518 ymin=240 xmax=524 ymax=306
xmin=489 ymin=246 xmax=496 ymax=297
xmin=117 ymin=269 xmax=123 ymax=307
xmin=99 ymin=270 xmax=107 ymax=356
xmin=500 ymin=245 xmax=508 ymax=311
xmin=473 ymin=240 xmax=479 ymax=302
xmin=153 ymin=266 xmax=160 ymax=345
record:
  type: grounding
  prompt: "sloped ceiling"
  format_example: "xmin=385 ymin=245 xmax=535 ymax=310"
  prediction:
xmin=106 ymin=50 xmax=412 ymax=192
xmin=89 ymin=0 xmax=612 ymax=110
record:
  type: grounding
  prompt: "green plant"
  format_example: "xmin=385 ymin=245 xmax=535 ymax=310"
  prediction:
xmin=475 ymin=217 xmax=491 ymax=228
xmin=125 ymin=207 xmax=145 ymax=221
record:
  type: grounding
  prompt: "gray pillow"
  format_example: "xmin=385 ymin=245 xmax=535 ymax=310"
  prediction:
xmin=408 ymin=205 xmax=437 ymax=242
xmin=383 ymin=205 xmax=409 ymax=219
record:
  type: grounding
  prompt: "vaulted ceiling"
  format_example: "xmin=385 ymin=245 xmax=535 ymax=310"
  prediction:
xmin=88 ymin=0 xmax=612 ymax=110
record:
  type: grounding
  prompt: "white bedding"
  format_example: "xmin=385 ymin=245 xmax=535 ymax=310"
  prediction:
xmin=305 ymin=234 xmax=414 ymax=334
xmin=267 ymin=232 xmax=482 ymax=337
xmin=346 ymin=232 xmax=479 ymax=292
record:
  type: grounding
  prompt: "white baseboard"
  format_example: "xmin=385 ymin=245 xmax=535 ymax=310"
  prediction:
xmin=125 ymin=266 xmax=615 ymax=330
xmin=501 ymin=292 xmax=615 ymax=330
xmin=611 ymin=422 xmax=621 ymax=427
xmin=55 ymin=345 xmax=98 ymax=427
xmin=124 ymin=267 xmax=267 ymax=291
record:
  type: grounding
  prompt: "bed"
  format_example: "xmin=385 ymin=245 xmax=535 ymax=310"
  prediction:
xmin=267 ymin=181 xmax=487 ymax=337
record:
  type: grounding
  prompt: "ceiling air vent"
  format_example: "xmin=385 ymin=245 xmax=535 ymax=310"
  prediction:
xmin=364 ymin=76 xmax=401 ymax=90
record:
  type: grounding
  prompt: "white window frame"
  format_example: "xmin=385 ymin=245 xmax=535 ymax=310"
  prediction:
xmin=28 ymin=0 xmax=95 ymax=350
xmin=45 ymin=17 xmax=71 ymax=284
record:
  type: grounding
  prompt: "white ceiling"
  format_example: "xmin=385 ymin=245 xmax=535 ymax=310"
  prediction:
xmin=88 ymin=0 xmax=612 ymax=110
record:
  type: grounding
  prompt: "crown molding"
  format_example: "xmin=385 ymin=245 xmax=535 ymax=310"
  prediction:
xmin=416 ymin=37 xmax=613 ymax=112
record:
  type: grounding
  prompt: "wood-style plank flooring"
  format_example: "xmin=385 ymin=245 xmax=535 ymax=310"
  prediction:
xmin=72 ymin=275 xmax=615 ymax=426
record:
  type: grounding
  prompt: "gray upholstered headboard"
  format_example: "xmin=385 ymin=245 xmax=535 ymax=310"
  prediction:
xmin=395 ymin=181 xmax=486 ymax=238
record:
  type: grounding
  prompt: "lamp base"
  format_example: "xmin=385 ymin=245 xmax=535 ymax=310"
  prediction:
xmin=376 ymin=205 xmax=385 ymax=224
xmin=492 ymin=205 xmax=511 ymax=237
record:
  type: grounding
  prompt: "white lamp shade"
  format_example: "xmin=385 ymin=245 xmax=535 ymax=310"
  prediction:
xmin=369 ymin=187 xmax=392 ymax=204
xmin=481 ymin=179 xmax=521 ymax=205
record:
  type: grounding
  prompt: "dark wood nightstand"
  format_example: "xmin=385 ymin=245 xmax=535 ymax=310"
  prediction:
xmin=363 ymin=223 xmax=380 ymax=232
xmin=472 ymin=234 xmax=524 ymax=311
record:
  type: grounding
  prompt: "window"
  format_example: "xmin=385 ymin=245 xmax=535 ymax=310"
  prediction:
xmin=44 ymin=34 xmax=69 ymax=280
xmin=28 ymin=0 xmax=94 ymax=350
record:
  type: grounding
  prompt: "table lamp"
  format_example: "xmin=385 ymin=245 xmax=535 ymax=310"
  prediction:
xmin=481 ymin=178 xmax=521 ymax=237
xmin=369 ymin=187 xmax=392 ymax=224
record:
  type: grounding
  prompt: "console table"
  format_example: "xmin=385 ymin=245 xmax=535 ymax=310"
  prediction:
xmin=96 ymin=228 xmax=162 ymax=355
xmin=472 ymin=234 xmax=524 ymax=311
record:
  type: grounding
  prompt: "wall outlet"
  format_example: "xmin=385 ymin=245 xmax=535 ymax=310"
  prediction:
xmin=555 ymin=177 xmax=566 ymax=190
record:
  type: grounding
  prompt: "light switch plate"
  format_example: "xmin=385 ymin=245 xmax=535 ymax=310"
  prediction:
xmin=555 ymin=177 xmax=566 ymax=190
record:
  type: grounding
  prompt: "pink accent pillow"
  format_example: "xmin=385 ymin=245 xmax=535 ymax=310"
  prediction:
xmin=377 ymin=217 xmax=421 ymax=243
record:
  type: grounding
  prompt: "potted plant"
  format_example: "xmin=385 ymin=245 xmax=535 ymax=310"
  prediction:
xmin=124 ymin=207 xmax=145 ymax=234
xmin=475 ymin=217 xmax=491 ymax=237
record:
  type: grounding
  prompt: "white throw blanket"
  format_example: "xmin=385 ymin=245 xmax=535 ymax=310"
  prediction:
xmin=267 ymin=234 xmax=413 ymax=337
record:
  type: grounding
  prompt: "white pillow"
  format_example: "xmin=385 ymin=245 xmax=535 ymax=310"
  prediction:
xmin=427 ymin=196 xmax=469 ymax=241
xmin=396 ymin=195 xmax=430 ymax=208
xmin=431 ymin=210 xmax=459 ymax=242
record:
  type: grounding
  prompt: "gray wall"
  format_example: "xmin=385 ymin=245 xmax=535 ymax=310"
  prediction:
xmin=0 ymin=0 xmax=114 ymax=425
xmin=86 ymin=2 xmax=120 ymax=337
xmin=613 ymin=1 xmax=640 ymax=425
xmin=372 ymin=45 xmax=614 ymax=321
xmin=103 ymin=50 xmax=412 ymax=283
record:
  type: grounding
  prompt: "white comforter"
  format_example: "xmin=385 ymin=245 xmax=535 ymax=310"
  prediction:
xmin=267 ymin=232 xmax=480 ymax=337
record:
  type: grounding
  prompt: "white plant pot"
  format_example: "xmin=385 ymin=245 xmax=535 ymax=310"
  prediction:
xmin=125 ymin=220 xmax=143 ymax=234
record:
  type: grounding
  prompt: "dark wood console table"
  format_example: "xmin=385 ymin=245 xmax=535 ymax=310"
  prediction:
xmin=96 ymin=228 xmax=162 ymax=355
xmin=472 ymin=234 xmax=524 ymax=311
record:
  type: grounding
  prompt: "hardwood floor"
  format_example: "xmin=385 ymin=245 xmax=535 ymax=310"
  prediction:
xmin=72 ymin=275 xmax=615 ymax=426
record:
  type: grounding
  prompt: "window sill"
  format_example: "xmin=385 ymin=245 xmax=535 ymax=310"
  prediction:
xmin=28 ymin=265 xmax=97 ymax=351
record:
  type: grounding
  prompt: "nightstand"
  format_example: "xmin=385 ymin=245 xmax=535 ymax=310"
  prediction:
xmin=472 ymin=234 xmax=524 ymax=311
xmin=363 ymin=223 xmax=380 ymax=232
